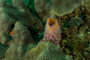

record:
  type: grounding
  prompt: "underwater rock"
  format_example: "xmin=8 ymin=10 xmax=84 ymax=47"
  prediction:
xmin=85 ymin=2 xmax=90 ymax=18
xmin=12 ymin=22 xmax=34 ymax=44
xmin=3 ymin=22 xmax=34 ymax=60
xmin=0 ymin=0 xmax=35 ymax=45
xmin=65 ymin=55 xmax=73 ymax=60
xmin=11 ymin=0 xmax=34 ymax=27
xmin=0 ymin=43 xmax=8 ymax=58
xmin=12 ymin=0 xmax=27 ymax=9
xmin=86 ymin=0 xmax=90 ymax=3
xmin=12 ymin=0 xmax=35 ymax=27
xmin=0 ymin=12 xmax=15 ymax=33
xmin=82 ymin=51 xmax=89 ymax=58
xmin=0 ymin=32 xmax=10 ymax=45
xmin=34 ymin=0 xmax=84 ymax=21
xmin=25 ymin=42 xmax=65 ymax=60
xmin=44 ymin=18 xmax=61 ymax=46
xmin=86 ymin=53 xmax=90 ymax=60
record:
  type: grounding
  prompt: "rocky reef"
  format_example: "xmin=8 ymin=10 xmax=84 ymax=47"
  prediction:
xmin=0 ymin=0 xmax=33 ymax=45
xmin=3 ymin=22 xmax=34 ymax=60
xmin=0 ymin=0 xmax=90 ymax=60
xmin=34 ymin=0 xmax=84 ymax=22
xmin=25 ymin=42 xmax=65 ymax=60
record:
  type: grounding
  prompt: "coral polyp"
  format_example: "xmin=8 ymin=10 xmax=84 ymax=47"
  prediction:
xmin=44 ymin=18 xmax=61 ymax=46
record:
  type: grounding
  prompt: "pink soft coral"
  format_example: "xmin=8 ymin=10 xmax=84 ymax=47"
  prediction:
xmin=44 ymin=18 xmax=61 ymax=46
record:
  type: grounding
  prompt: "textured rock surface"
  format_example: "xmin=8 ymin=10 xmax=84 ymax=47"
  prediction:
xmin=0 ymin=44 xmax=8 ymax=58
xmin=0 ymin=0 xmax=89 ymax=60
xmin=0 ymin=32 xmax=11 ymax=45
xmin=86 ymin=0 xmax=90 ymax=2
xmin=0 ymin=0 xmax=34 ymax=45
xmin=65 ymin=55 xmax=73 ymax=60
xmin=25 ymin=42 xmax=65 ymax=60
xmin=34 ymin=0 xmax=84 ymax=21
xmin=3 ymin=22 xmax=34 ymax=60
xmin=13 ymin=22 xmax=33 ymax=43
xmin=12 ymin=22 xmax=34 ymax=44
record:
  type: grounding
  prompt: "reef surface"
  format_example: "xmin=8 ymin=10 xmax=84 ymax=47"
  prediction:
xmin=0 ymin=0 xmax=90 ymax=60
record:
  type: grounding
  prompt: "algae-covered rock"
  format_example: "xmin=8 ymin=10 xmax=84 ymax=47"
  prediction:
xmin=12 ymin=0 xmax=26 ymax=9
xmin=0 ymin=32 xmax=10 ymax=45
xmin=34 ymin=0 xmax=84 ymax=20
xmin=25 ymin=42 xmax=65 ymax=60
xmin=86 ymin=0 xmax=90 ymax=3
xmin=0 ymin=0 xmax=35 ymax=45
xmin=3 ymin=22 xmax=34 ymax=60
xmin=0 ymin=43 xmax=8 ymax=58
xmin=0 ymin=12 xmax=15 ymax=33
xmin=65 ymin=55 xmax=73 ymax=60
xmin=12 ymin=22 xmax=34 ymax=44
